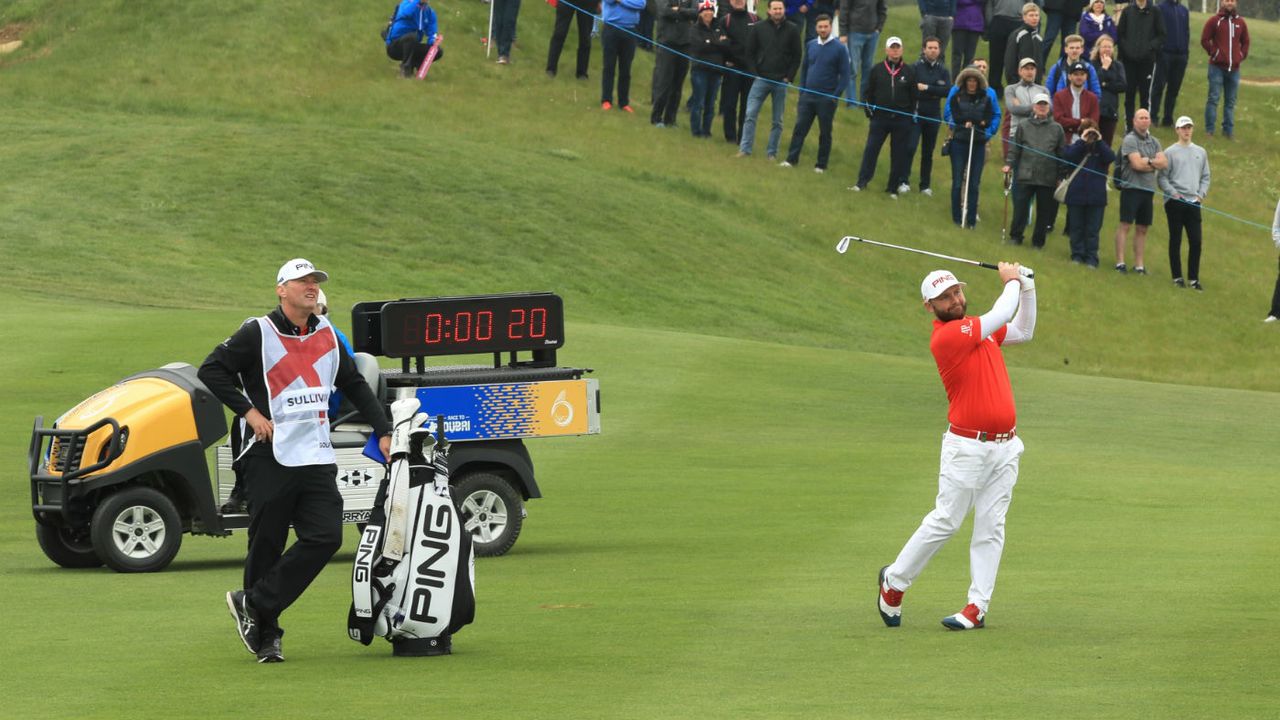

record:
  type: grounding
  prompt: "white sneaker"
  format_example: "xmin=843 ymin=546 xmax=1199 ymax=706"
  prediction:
xmin=814 ymin=167 xmax=824 ymax=174
xmin=897 ymin=183 xmax=910 ymax=194
xmin=921 ymin=188 xmax=933 ymax=197
xmin=1265 ymin=316 xmax=1279 ymax=323
xmin=848 ymin=184 xmax=862 ymax=192
xmin=779 ymin=161 xmax=792 ymax=168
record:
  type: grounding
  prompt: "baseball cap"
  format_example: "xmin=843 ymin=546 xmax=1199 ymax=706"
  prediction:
xmin=885 ymin=36 xmax=902 ymax=49
xmin=921 ymin=270 xmax=965 ymax=301
xmin=316 ymin=288 xmax=329 ymax=313
xmin=1068 ymin=60 xmax=1088 ymax=73
xmin=276 ymin=258 xmax=329 ymax=285
xmin=1032 ymin=92 xmax=1051 ymax=105
xmin=1175 ymin=115 xmax=1195 ymax=127
xmin=1018 ymin=57 xmax=1037 ymax=68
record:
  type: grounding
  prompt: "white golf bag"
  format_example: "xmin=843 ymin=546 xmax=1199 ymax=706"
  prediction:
xmin=348 ymin=398 xmax=475 ymax=656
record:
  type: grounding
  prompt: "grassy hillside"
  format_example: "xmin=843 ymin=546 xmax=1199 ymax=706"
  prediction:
xmin=2 ymin=0 xmax=1278 ymax=391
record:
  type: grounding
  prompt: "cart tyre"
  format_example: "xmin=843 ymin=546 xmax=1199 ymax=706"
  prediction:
xmin=36 ymin=522 xmax=104 ymax=569
xmin=90 ymin=486 xmax=183 ymax=573
xmin=452 ymin=472 xmax=523 ymax=557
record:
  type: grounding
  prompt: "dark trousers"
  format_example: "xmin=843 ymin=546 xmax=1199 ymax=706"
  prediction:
xmin=985 ymin=15 xmax=1022 ymax=95
xmin=1067 ymin=203 xmax=1105 ymax=266
xmin=1150 ymin=51 xmax=1187 ymax=125
xmin=638 ymin=9 xmax=654 ymax=50
xmin=1270 ymin=257 xmax=1280 ymax=317
xmin=547 ymin=1 xmax=592 ymax=77
xmin=242 ymin=454 xmax=343 ymax=639
xmin=1123 ymin=56 xmax=1155 ymax=129
xmin=689 ymin=68 xmax=723 ymax=137
xmin=950 ymin=29 xmax=981 ymax=78
xmin=857 ymin=112 xmax=913 ymax=191
xmin=387 ymin=34 xmax=443 ymax=75
xmin=1010 ymin=182 xmax=1059 ymax=247
xmin=907 ymin=115 xmax=941 ymax=190
xmin=949 ymin=136 xmax=986 ymax=226
xmin=601 ymin=25 xmax=637 ymax=105
xmin=651 ymin=48 xmax=689 ymax=125
xmin=785 ymin=93 xmax=838 ymax=168
xmin=720 ymin=71 xmax=751 ymax=141
xmin=1165 ymin=199 xmax=1202 ymax=281
xmin=492 ymin=0 xmax=521 ymax=57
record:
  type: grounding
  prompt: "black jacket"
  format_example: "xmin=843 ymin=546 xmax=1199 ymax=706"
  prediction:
xmin=745 ymin=17 xmax=803 ymax=81
xmin=716 ymin=8 xmax=758 ymax=67
xmin=1003 ymin=23 xmax=1044 ymax=85
xmin=651 ymin=0 xmax=700 ymax=48
xmin=198 ymin=307 xmax=392 ymax=457
xmin=864 ymin=58 xmax=916 ymax=116
xmin=1092 ymin=55 xmax=1127 ymax=119
xmin=948 ymin=88 xmax=996 ymax=145
xmin=912 ymin=55 xmax=952 ymax=117
xmin=1117 ymin=0 xmax=1166 ymax=63
xmin=688 ymin=19 xmax=730 ymax=67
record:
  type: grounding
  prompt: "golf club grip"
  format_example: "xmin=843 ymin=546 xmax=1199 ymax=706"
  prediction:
xmin=982 ymin=262 xmax=1035 ymax=279
xmin=435 ymin=414 xmax=446 ymax=445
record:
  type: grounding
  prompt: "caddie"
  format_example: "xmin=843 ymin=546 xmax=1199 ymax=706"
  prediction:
xmin=199 ymin=258 xmax=392 ymax=663
xmin=877 ymin=262 xmax=1036 ymax=631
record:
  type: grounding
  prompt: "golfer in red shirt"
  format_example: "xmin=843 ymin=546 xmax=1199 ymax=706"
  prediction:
xmin=878 ymin=261 xmax=1037 ymax=630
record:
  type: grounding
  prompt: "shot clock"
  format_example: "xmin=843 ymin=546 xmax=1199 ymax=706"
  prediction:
xmin=375 ymin=292 xmax=565 ymax=358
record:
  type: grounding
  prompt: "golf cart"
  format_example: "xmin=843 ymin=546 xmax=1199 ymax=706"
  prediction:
xmin=28 ymin=292 xmax=600 ymax=572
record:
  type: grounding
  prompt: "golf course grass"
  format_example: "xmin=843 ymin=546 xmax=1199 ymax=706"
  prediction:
xmin=1 ymin=1 xmax=1277 ymax=717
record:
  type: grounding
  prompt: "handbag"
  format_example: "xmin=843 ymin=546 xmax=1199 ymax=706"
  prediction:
xmin=1054 ymin=154 xmax=1089 ymax=203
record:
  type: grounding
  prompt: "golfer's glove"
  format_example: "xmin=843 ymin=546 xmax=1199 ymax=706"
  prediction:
xmin=1018 ymin=266 xmax=1036 ymax=290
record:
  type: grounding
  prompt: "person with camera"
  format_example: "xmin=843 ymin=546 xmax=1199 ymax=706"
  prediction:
xmin=1061 ymin=119 xmax=1115 ymax=267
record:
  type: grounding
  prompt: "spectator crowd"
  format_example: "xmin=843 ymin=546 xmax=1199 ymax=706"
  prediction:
xmin=387 ymin=0 xmax=1268 ymax=301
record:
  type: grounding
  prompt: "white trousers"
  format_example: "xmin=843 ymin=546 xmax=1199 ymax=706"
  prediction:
xmin=886 ymin=431 xmax=1024 ymax=613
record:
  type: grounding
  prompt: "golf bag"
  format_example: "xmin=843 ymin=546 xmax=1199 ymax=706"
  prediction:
xmin=348 ymin=399 xmax=475 ymax=656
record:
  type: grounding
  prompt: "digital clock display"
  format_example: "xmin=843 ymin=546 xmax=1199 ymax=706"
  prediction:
xmin=379 ymin=293 xmax=565 ymax=358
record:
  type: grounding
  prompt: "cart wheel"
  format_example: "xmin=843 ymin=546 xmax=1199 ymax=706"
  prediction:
xmin=452 ymin=472 xmax=523 ymax=557
xmin=90 ymin=486 xmax=183 ymax=573
xmin=35 ymin=522 xmax=104 ymax=569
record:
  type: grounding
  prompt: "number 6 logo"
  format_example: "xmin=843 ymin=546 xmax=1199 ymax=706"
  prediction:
xmin=550 ymin=390 xmax=574 ymax=427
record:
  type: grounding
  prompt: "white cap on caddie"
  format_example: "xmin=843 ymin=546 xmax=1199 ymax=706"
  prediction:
xmin=276 ymin=258 xmax=329 ymax=285
xmin=921 ymin=270 xmax=965 ymax=301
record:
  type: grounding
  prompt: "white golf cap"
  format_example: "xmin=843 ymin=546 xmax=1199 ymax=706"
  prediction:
xmin=276 ymin=258 xmax=329 ymax=285
xmin=921 ymin=270 xmax=965 ymax=301
xmin=316 ymin=288 xmax=328 ymax=312
xmin=1175 ymin=115 xmax=1194 ymax=127
xmin=885 ymin=36 xmax=902 ymax=49
xmin=1018 ymin=57 xmax=1037 ymax=68
xmin=1032 ymin=92 xmax=1051 ymax=105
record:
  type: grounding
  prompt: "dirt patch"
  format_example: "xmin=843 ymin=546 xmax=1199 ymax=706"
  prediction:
xmin=0 ymin=22 xmax=29 ymax=44
xmin=1241 ymin=77 xmax=1280 ymax=87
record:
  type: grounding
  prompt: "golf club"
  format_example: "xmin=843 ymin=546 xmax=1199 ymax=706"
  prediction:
xmin=834 ymin=235 xmax=1035 ymax=278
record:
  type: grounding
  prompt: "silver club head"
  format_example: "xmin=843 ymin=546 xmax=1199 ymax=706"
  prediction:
xmin=835 ymin=237 xmax=852 ymax=254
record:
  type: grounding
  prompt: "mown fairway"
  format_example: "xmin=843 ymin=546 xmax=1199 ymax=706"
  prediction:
xmin=1 ymin=1 xmax=1277 ymax=717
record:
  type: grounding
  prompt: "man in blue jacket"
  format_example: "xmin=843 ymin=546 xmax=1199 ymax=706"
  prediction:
xmin=781 ymin=15 xmax=850 ymax=172
xmin=1150 ymin=0 xmax=1189 ymax=127
xmin=385 ymin=0 xmax=443 ymax=78
xmin=601 ymin=0 xmax=649 ymax=111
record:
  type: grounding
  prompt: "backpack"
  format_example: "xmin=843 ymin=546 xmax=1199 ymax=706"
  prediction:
xmin=380 ymin=3 xmax=399 ymax=41
xmin=348 ymin=400 xmax=476 ymax=656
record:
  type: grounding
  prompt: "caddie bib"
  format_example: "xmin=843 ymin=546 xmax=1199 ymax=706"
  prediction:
xmin=257 ymin=315 xmax=339 ymax=467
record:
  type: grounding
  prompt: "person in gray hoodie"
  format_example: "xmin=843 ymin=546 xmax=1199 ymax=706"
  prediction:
xmin=1001 ymin=93 xmax=1066 ymax=248
xmin=1157 ymin=115 xmax=1210 ymax=290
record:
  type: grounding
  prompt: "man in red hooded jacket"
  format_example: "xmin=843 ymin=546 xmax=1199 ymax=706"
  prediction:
xmin=1200 ymin=0 xmax=1249 ymax=139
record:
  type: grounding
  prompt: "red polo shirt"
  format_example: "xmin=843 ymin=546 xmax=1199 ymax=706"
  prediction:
xmin=930 ymin=316 xmax=1017 ymax=433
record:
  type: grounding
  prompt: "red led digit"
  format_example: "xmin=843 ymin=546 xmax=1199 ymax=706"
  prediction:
xmin=529 ymin=307 xmax=546 ymax=338
xmin=455 ymin=311 xmax=471 ymax=342
xmin=508 ymin=308 xmax=525 ymax=339
xmin=476 ymin=311 xmax=493 ymax=341
xmin=425 ymin=313 xmax=444 ymax=344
